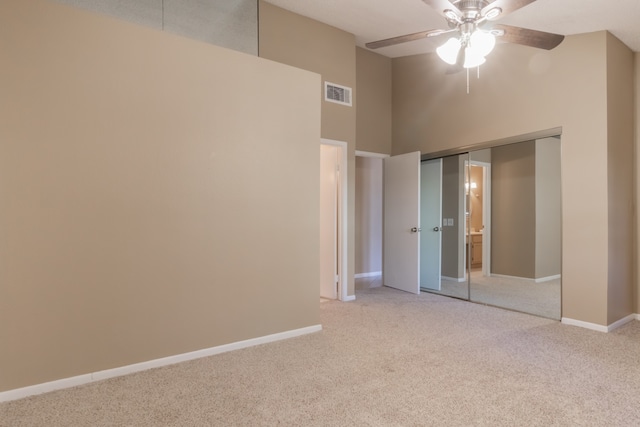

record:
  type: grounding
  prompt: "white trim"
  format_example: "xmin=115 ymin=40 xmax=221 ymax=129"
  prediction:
xmin=321 ymin=138 xmax=349 ymax=302
xmin=490 ymin=273 xmax=536 ymax=282
xmin=606 ymin=314 xmax=636 ymax=332
xmin=535 ymin=274 xmax=561 ymax=283
xmin=489 ymin=273 xmax=561 ymax=283
xmin=355 ymin=150 xmax=390 ymax=159
xmin=561 ymin=314 xmax=636 ymax=333
xmin=636 ymin=314 xmax=640 ymax=321
xmin=441 ymin=275 xmax=466 ymax=282
xmin=0 ymin=325 xmax=322 ymax=403
xmin=561 ymin=317 xmax=608 ymax=333
xmin=354 ymin=271 xmax=382 ymax=279
xmin=342 ymin=295 xmax=356 ymax=302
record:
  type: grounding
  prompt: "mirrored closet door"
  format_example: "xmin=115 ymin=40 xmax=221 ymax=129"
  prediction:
xmin=420 ymin=137 xmax=561 ymax=320
xmin=467 ymin=138 xmax=562 ymax=320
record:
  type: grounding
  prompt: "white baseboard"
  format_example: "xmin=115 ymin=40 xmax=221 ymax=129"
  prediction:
xmin=561 ymin=314 xmax=636 ymax=333
xmin=606 ymin=314 xmax=637 ymax=332
xmin=342 ymin=295 xmax=356 ymax=301
xmin=0 ymin=324 xmax=322 ymax=403
xmin=441 ymin=276 xmax=466 ymax=283
xmin=489 ymin=273 xmax=561 ymax=283
xmin=354 ymin=271 xmax=382 ymax=279
xmin=535 ymin=274 xmax=561 ymax=283
xmin=561 ymin=317 xmax=608 ymax=332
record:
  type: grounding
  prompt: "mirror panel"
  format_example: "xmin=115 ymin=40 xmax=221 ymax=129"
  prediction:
xmin=423 ymin=153 xmax=470 ymax=300
xmin=468 ymin=138 xmax=561 ymax=319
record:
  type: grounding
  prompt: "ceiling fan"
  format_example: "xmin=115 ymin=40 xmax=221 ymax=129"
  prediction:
xmin=366 ymin=0 xmax=564 ymax=69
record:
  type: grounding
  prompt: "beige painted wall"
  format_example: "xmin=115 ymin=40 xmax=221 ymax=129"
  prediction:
xmin=606 ymin=33 xmax=635 ymax=324
xmin=258 ymin=1 xmax=357 ymax=297
xmin=393 ymin=32 xmax=620 ymax=325
xmin=0 ymin=0 xmax=320 ymax=392
xmin=355 ymin=157 xmax=383 ymax=274
xmin=491 ymin=142 xmax=537 ymax=278
xmin=636 ymin=52 xmax=640 ymax=315
xmin=356 ymin=47 xmax=392 ymax=154
xmin=535 ymin=138 xmax=562 ymax=279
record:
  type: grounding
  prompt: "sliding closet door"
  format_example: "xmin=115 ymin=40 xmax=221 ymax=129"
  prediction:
xmin=423 ymin=153 xmax=469 ymax=300
xmin=468 ymin=138 xmax=561 ymax=319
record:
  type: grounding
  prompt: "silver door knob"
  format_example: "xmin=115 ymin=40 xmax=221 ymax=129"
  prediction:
xmin=410 ymin=227 xmax=421 ymax=233
xmin=433 ymin=227 xmax=441 ymax=232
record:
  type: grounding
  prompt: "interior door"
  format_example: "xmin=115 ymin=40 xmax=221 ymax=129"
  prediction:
xmin=420 ymin=159 xmax=443 ymax=290
xmin=383 ymin=151 xmax=421 ymax=294
xmin=320 ymin=144 xmax=338 ymax=299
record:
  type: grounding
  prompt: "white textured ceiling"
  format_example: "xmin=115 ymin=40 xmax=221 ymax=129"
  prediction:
xmin=264 ymin=0 xmax=640 ymax=58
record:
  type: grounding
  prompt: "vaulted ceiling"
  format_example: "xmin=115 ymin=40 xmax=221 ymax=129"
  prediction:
xmin=264 ymin=0 xmax=640 ymax=58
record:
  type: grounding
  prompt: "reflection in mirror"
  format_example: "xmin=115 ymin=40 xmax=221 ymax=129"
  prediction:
xmin=468 ymin=137 xmax=561 ymax=320
xmin=423 ymin=153 xmax=470 ymax=300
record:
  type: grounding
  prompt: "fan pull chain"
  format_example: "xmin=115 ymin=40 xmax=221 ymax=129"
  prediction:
xmin=466 ymin=68 xmax=469 ymax=94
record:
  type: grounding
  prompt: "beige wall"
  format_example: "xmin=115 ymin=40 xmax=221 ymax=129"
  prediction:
xmin=355 ymin=157 xmax=383 ymax=274
xmin=636 ymin=52 xmax=640 ymax=315
xmin=0 ymin=0 xmax=320 ymax=392
xmin=393 ymin=32 xmax=615 ymax=325
xmin=535 ymin=138 xmax=562 ymax=279
xmin=356 ymin=47 xmax=392 ymax=154
xmin=491 ymin=142 xmax=537 ymax=278
xmin=606 ymin=33 xmax=635 ymax=324
xmin=258 ymin=1 xmax=357 ymax=296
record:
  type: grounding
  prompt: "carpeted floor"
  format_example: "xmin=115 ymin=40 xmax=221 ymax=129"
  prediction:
xmin=2 ymin=287 xmax=639 ymax=426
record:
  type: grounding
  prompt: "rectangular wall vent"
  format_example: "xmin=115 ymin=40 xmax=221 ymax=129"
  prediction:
xmin=324 ymin=81 xmax=352 ymax=106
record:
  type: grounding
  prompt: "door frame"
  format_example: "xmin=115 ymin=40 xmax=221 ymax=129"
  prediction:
xmin=466 ymin=160 xmax=492 ymax=277
xmin=321 ymin=139 xmax=349 ymax=301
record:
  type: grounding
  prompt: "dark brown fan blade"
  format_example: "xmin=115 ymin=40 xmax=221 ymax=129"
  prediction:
xmin=422 ymin=0 xmax=461 ymax=17
xmin=365 ymin=29 xmax=446 ymax=49
xmin=493 ymin=24 xmax=564 ymax=50
xmin=481 ymin=0 xmax=537 ymax=19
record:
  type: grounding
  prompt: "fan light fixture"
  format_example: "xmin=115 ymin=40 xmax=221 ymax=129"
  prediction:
xmin=436 ymin=29 xmax=496 ymax=69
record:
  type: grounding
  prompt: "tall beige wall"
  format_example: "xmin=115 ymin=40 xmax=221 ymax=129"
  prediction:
xmin=0 ymin=0 xmax=320 ymax=392
xmin=636 ymin=52 xmax=640 ymax=315
xmin=355 ymin=157 xmax=383 ymax=275
xmin=393 ymin=32 xmax=612 ymax=325
xmin=535 ymin=138 xmax=562 ymax=279
xmin=606 ymin=33 xmax=635 ymax=324
xmin=356 ymin=47 xmax=392 ymax=154
xmin=258 ymin=1 xmax=357 ymax=297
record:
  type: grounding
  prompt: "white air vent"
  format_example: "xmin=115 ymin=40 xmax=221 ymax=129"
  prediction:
xmin=324 ymin=82 xmax=352 ymax=106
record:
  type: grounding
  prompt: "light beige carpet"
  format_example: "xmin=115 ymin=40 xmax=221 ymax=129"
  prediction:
xmin=2 ymin=287 xmax=639 ymax=426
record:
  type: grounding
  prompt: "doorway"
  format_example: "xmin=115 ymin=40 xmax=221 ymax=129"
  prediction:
xmin=320 ymin=139 xmax=347 ymax=301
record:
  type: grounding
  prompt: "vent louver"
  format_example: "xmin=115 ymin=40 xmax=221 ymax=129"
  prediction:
xmin=324 ymin=82 xmax=352 ymax=106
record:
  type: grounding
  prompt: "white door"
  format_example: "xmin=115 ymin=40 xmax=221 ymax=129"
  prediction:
xmin=420 ymin=159 xmax=443 ymax=290
xmin=320 ymin=144 xmax=338 ymax=299
xmin=383 ymin=151 xmax=421 ymax=294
